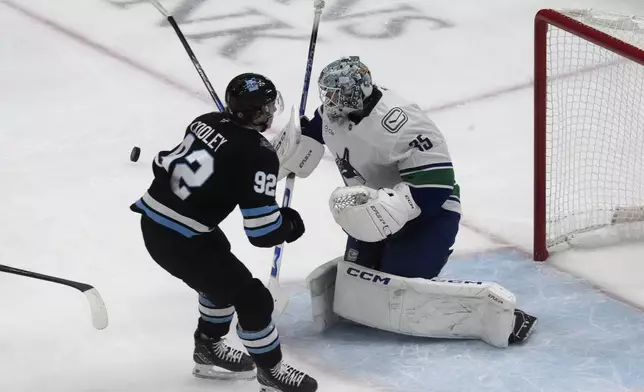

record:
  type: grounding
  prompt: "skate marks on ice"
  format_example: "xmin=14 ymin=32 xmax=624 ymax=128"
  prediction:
xmin=277 ymin=250 xmax=644 ymax=392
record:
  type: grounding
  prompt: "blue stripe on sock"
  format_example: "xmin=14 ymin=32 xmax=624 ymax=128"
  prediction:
xmin=245 ymin=338 xmax=281 ymax=354
xmin=244 ymin=217 xmax=282 ymax=237
xmin=237 ymin=324 xmax=275 ymax=340
xmin=241 ymin=204 xmax=279 ymax=218
xmin=200 ymin=314 xmax=234 ymax=324
xmin=136 ymin=200 xmax=198 ymax=238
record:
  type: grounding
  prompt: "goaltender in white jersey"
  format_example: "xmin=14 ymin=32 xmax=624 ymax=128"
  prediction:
xmin=274 ymin=56 xmax=537 ymax=347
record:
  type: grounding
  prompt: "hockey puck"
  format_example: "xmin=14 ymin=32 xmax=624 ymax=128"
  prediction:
xmin=130 ymin=146 xmax=141 ymax=162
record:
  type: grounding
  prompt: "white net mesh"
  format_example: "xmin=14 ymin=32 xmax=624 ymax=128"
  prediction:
xmin=545 ymin=9 xmax=644 ymax=248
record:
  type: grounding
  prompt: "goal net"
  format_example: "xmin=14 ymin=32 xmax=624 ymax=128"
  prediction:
xmin=534 ymin=9 xmax=644 ymax=261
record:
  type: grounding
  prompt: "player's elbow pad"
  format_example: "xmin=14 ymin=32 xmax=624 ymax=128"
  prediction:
xmin=278 ymin=135 xmax=325 ymax=181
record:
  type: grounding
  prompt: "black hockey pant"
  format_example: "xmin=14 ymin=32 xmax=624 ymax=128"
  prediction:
xmin=138 ymin=215 xmax=281 ymax=368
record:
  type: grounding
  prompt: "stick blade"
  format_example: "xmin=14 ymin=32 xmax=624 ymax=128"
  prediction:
xmin=83 ymin=287 xmax=109 ymax=330
xmin=269 ymin=278 xmax=289 ymax=321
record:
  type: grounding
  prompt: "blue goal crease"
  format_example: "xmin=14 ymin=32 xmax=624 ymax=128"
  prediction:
xmin=277 ymin=249 xmax=644 ymax=392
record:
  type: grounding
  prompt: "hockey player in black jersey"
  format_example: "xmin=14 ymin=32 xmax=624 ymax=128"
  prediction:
xmin=130 ymin=73 xmax=318 ymax=392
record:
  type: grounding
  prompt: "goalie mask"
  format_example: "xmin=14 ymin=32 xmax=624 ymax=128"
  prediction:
xmin=317 ymin=56 xmax=374 ymax=123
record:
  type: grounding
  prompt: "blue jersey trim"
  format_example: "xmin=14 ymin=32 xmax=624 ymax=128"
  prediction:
xmin=241 ymin=204 xmax=279 ymax=218
xmin=245 ymin=216 xmax=283 ymax=237
xmin=135 ymin=200 xmax=198 ymax=238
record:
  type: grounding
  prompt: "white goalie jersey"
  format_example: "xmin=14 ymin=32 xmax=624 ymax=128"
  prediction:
xmin=316 ymin=86 xmax=461 ymax=215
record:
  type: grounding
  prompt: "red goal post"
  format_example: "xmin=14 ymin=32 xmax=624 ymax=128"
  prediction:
xmin=534 ymin=9 xmax=644 ymax=261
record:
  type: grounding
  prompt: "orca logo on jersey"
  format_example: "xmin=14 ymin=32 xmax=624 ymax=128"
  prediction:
xmin=335 ymin=148 xmax=366 ymax=185
xmin=346 ymin=267 xmax=391 ymax=285
xmin=382 ymin=107 xmax=408 ymax=133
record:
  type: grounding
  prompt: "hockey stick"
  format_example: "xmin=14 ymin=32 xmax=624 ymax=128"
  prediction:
xmin=146 ymin=0 xmax=225 ymax=111
xmin=0 ymin=263 xmax=108 ymax=330
xmin=269 ymin=0 xmax=325 ymax=321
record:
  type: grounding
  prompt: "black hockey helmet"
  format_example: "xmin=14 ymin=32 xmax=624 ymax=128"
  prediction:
xmin=225 ymin=73 xmax=284 ymax=132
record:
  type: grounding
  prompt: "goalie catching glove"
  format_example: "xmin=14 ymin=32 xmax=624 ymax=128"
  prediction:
xmin=271 ymin=107 xmax=325 ymax=180
xmin=329 ymin=183 xmax=421 ymax=242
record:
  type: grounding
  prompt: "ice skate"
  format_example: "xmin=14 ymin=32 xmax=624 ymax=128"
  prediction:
xmin=192 ymin=331 xmax=256 ymax=380
xmin=508 ymin=308 xmax=538 ymax=344
xmin=257 ymin=360 xmax=318 ymax=392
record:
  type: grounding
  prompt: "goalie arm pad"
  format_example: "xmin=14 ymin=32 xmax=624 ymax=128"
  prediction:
xmin=328 ymin=183 xmax=421 ymax=242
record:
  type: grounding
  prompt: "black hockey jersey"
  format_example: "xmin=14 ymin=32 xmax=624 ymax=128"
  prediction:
xmin=130 ymin=112 xmax=289 ymax=248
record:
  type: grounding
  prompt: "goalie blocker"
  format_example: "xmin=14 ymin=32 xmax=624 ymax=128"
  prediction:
xmin=307 ymin=258 xmax=537 ymax=347
xmin=272 ymin=106 xmax=325 ymax=181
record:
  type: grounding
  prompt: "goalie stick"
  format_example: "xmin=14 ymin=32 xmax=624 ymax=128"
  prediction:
xmin=0 ymin=263 xmax=108 ymax=330
xmin=270 ymin=0 xmax=325 ymax=321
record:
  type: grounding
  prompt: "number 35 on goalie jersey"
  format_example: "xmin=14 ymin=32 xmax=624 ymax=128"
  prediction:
xmin=130 ymin=112 xmax=291 ymax=248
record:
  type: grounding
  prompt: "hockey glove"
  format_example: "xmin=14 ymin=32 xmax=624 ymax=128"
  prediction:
xmin=272 ymin=108 xmax=325 ymax=181
xmin=328 ymin=183 xmax=421 ymax=242
xmin=280 ymin=207 xmax=305 ymax=243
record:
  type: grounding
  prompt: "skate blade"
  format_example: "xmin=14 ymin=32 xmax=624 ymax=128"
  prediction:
xmin=524 ymin=317 xmax=538 ymax=341
xmin=192 ymin=364 xmax=256 ymax=381
xmin=259 ymin=386 xmax=283 ymax=392
xmin=511 ymin=317 xmax=539 ymax=344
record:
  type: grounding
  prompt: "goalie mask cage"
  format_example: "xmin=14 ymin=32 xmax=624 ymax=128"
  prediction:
xmin=534 ymin=9 xmax=644 ymax=261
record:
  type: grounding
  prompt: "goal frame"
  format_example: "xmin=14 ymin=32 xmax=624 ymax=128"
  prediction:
xmin=533 ymin=8 xmax=644 ymax=261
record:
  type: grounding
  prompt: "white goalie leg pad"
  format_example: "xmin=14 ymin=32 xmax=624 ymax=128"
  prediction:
xmin=333 ymin=260 xmax=517 ymax=348
xmin=306 ymin=258 xmax=341 ymax=332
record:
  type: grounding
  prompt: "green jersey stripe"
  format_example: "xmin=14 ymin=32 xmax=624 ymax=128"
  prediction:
xmin=401 ymin=167 xmax=455 ymax=187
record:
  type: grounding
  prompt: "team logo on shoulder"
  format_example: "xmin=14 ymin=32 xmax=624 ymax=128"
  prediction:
xmin=381 ymin=107 xmax=408 ymax=133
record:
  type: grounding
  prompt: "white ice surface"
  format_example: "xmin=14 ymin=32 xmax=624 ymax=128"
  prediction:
xmin=2 ymin=0 xmax=644 ymax=391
